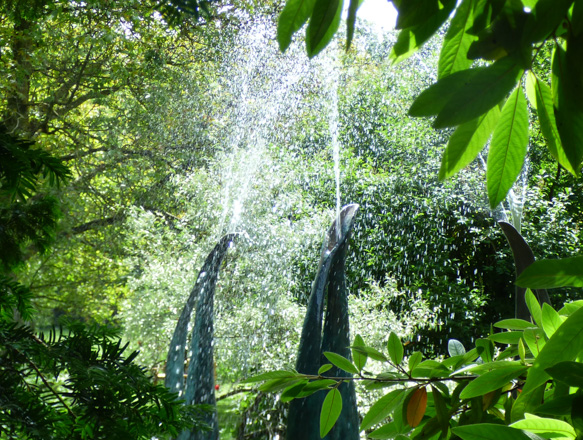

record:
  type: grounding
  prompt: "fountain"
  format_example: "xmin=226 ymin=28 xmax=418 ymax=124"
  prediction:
xmin=287 ymin=204 xmax=360 ymax=440
xmin=165 ymin=234 xmax=236 ymax=440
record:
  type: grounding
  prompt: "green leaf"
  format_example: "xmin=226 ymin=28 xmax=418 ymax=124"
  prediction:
xmin=369 ymin=421 xmax=401 ymax=439
xmin=460 ymin=365 xmax=528 ymax=399
xmin=523 ymin=328 xmax=546 ymax=357
xmin=390 ymin=0 xmax=456 ymax=64
xmin=489 ymin=331 xmax=524 ymax=345
xmin=323 ymin=351 xmax=358 ymax=375
xmin=318 ymin=363 xmax=333 ymax=375
xmin=536 ymin=394 xmax=576 ymax=416
xmin=320 ymin=388 xmax=342 ymax=438
xmin=541 ymin=303 xmax=563 ymax=339
xmin=553 ymin=38 xmax=583 ymax=174
xmin=281 ymin=380 xmax=309 ymax=402
xmin=522 ymin=0 xmax=573 ymax=44
xmin=526 ymin=71 xmax=575 ymax=175
xmin=466 ymin=360 xmax=523 ymax=375
xmin=297 ymin=379 xmax=337 ymax=398
xmin=516 ymin=257 xmax=583 ymax=289
xmin=409 ymin=56 xmax=522 ymax=128
xmin=277 ymin=0 xmax=317 ymax=52
xmin=351 ymin=345 xmax=389 ymax=362
xmin=453 ymin=423 xmax=532 ymax=440
xmin=306 ymin=0 xmax=343 ymax=58
xmin=448 ymin=339 xmax=466 ymax=357
xmin=438 ymin=0 xmax=477 ymax=79
xmin=518 ymin=338 xmax=526 ymax=363
xmin=510 ymin=413 xmax=576 ymax=439
xmin=408 ymin=351 xmax=423 ymax=371
xmin=475 ymin=339 xmax=494 ymax=363
xmin=431 ymin=385 xmax=450 ymax=435
xmin=512 ymin=305 xmax=583 ymax=419
xmin=411 ymin=360 xmax=450 ymax=378
xmin=487 ymin=85 xmax=528 ymax=209
xmin=558 ymin=300 xmax=583 ymax=316
xmin=345 ymin=0 xmax=363 ymax=50
xmin=243 ymin=370 xmax=300 ymax=383
xmin=388 ymin=332 xmax=404 ymax=366
xmin=546 ymin=361 xmax=583 ymax=388
xmin=494 ymin=319 xmax=536 ymax=330
xmin=439 ymin=105 xmax=501 ymax=180
xmin=352 ymin=334 xmax=367 ymax=371
xmin=525 ymin=289 xmax=544 ymax=329
xmin=259 ymin=377 xmax=301 ymax=392
xmin=360 ymin=388 xmax=406 ymax=432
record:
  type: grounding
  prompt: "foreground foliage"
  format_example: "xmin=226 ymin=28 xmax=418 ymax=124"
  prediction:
xmin=248 ymin=291 xmax=583 ymax=438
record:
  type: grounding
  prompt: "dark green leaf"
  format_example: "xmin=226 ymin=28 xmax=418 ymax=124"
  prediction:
xmin=306 ymin=0 xmax=343 ymax=58
xmin=553 ymin=38 xmax=583 ymax=174
xmin=351 ymin=345 xmax=389 ymax=362
xmin=487 ymin=85 xmax=528 ymax=209
xmin=281 ymin=380 xmax=309 ymax=402
xmin=453 ymin=423 xmax=531 ymax=440
xmin=243 ymin=370 xmax=300 ymax=383
xmin=408 ymin=351 xmax=422 ymax=371
xmin=298 ymin=379 xmax=337 ymax=398
xmin=352 ymin=334 xmax=367 ymax=372
xmin=346 ymin=0 xmax=363 ymax=50
xmin=320 ymin=388 xmax=342 ymax=437
xmin=277 ymin=0 xmax=317 ymax=52
xmin=522 ymin=0 xmax=573 ymax=44
xmin=369 ymin=421 xmax=401 ymax=439
xmin=516 ymin=257 xmax=583 ymax=289
xmin=546 ymin=361 xmax=583 ymax=388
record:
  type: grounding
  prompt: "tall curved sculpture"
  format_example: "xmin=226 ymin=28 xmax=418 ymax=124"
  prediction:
xmin=499 ymin=221 xmax=550 ymax=320
xmin=287 ymin=204 xmax=360 ymax=440
xmin=165 ymin=234 xmax=236 ymax=440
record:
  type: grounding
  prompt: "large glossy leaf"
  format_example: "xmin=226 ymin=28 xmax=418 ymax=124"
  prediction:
xmin=512 ymin=305 xmax=583 ymax=419
xmin=487 ymin=85 xmax=528 ymax=209
xmin=448 ymin=339 xmax=466 ymax=357
xmin=406 ymin=387 xmax=427 ymax=428
xmin=323 ymin=351 xmax=358 ymax=375
xmin=410 ymin=56 xmax=522 ymax=128
xmin=494 ymin=319 xmax=535 ymax=330
xmin=525 ymin=72 xmax=575 ymax=175
xmin=510 ymin=413 xmax=576 ymax=439
xmin=489 ymin=331 xmax=524 ymax=345
xmin=439 ymin=105 xmax=500 ymax=180
xmin=516 ymin=256 xmax=583 ymax=289
xmin=320 ymin=388 xmax=342 ymax=438
xmin=277 ymin=0 xmax=317 ymax=52
xmin=306 ymin=0 xmax=343 ymax=58
xmin=453 ymin=424 xmax=532 ymax=440
xmin=388 ymin=332 xmax=404 ymax=366
xmin=360 ymin=388 xmax=406 ymax=432
xmin=460 ymin=365 xmax=528 ymax=399
xmin=546 ymin=361 xmax=583 ymax=388
xmin=438 ymin=0 xmax=476 ymax=79
xmin=553 ymin=39 xmax=583 ymax=174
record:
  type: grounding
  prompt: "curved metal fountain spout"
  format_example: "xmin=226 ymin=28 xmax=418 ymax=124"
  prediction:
xmin=287 ymin=204 xmax=360 ymax=440
xmin=165 ymin=234 xmax=237 ymax=440
xmin=498 ymin=221 xmax=550 ymax=321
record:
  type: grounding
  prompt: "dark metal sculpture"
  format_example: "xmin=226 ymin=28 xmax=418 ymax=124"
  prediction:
xmin=165 ymin=234 xmax=236 ymax=440
xmin=287 ymin=204 xmax=360 ymax=440
xmin=499 ymin=221 xmax=550 ymax=320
